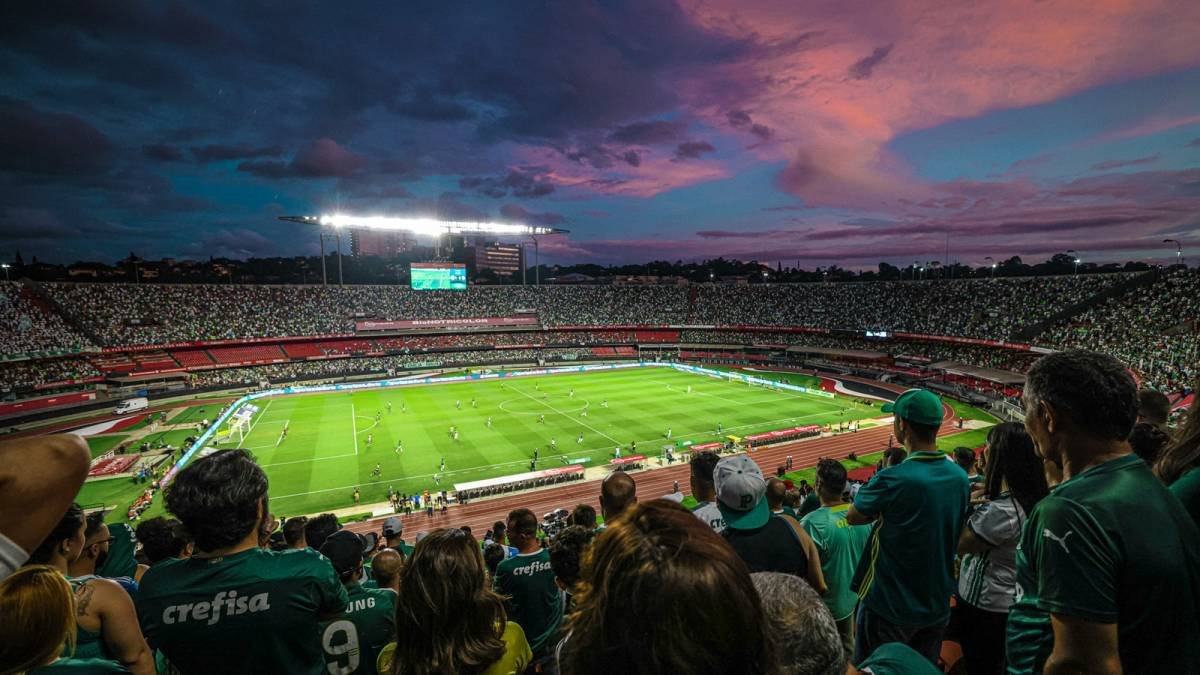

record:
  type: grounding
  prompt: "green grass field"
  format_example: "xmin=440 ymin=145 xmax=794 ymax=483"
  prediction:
xmin=214 ymin=366 xmax=875 ymax=516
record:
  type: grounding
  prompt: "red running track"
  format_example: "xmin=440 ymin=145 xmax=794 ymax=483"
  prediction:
xmin=345 ymin=415 xmax=965 ymax=539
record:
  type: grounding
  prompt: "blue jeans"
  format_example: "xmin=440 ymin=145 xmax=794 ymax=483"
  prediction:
xmin=854 ymin=603 xmax=947 ymax=666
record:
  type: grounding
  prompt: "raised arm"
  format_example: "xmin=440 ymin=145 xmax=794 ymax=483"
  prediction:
xmin=0 ymin=435 xmax=90 ymax=569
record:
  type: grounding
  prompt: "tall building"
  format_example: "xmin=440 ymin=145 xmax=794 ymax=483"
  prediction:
xmin=473 ymin=241 xmax=524 ymax=276
xmin=349 ymin=228 xmax=414 ymax=257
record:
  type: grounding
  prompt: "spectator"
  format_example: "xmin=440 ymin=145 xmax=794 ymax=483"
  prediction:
xmin=1128 ymin=422 xmax=1169 ymax=466
xmin=94 ymin=521 xmax=141 ymax=582
xmin=367 ymin=548 xmax=403 ymax=594
xmin=1155 ymin=387 xmax=1200 ymax=527
xmin=69 ymin=512 xmax=147 ymax=586
xmin=135 ymin=517 xmax=192 ymax=566
xmin=688 ymin=450 xmax=726 ymax=533
xmin=715 ymin=455 xmax=825 ymax=591
xmin=0 ymin=435 xmax=90 ymax=582
xmin=483 ymin=543 xmax=506 ymax=582
xmin=26 ymin=504 xmax=154 ymax=674
xmin=765 ymin=477 xmax=787 ymax=515
xmin=381 ymin=517 xmax=412 ymax=557
xmin=569 ymin=504 xmax=597 ymax=531
xmin=485 ymin=521 xmax=517 ymax=558
xmin=1137 ymin=389 xmax=1171 ymax=431
xmin=598 ymin=472 xmax=637 ymax=524
xmin=138 ymin=449 xmax=348 ymax=674
xmin=952 ymin=422 xmax=1048 ymax=675
xmin=493 ymin=508 xmax=563 ymax=662
xmin=319 ymin=530 xmax=396 ymax=675
xmin=953 ymin=446 xmax=980 ymax=485
xmin=558 ymin=499 xmax=773 ymax=675
xmin=282 ymin=516 xmax=308 ymax=550
xmin=548 ymin=525 xmax=594 ymax=609
xmin=0 ymin=564 xmax=128 ymax=674
xmin=304 ymin=513 xmax=341 ymax=551
xmin=1008 ymin=350 xmax=1200 ymax=673
xmin=847 ymin=388 xmax=969 ymax=664
xmin=802 ymin=459 xmax=872 ymax=661
xmin=749 ymin=571 xmax=843 ymax=675
xmin=379 ymin=528 xmax=531 ymax=675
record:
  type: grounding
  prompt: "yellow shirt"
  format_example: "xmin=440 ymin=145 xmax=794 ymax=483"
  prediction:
xmin=376 ymin=621 xmax=532 ymax=674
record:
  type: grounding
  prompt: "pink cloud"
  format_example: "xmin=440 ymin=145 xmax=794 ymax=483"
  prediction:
xmin=512 ymin=144 xmax=730 ymax=198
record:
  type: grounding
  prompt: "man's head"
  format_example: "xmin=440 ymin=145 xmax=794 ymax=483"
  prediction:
xmin=689 ymin=451 xmax=720 ymax=501
xmin=814 ymin=459 xmax=847 ymax=501
xmin=370 ymin=548 xmax=403 ymax=593
xmin=1129 ymin=422 xmax=1169 ymax=466
xmin=882 ymin=389 xmax=943 ymax=451
xmin=381 ymin=517 xmax=404 ymax=547
xmin=881 ymin=446 xmax=907 ymax=468
xmin=491 ymin=521 xmax=507 ymax=545
xmin=304 ymin=513 xmax=341 ymax=551
xmin=1137 ymin=389 xmax=1171 ymax=430
xmin=281 ymin=516 xmax=308 ymax=549
xmin=765 ymin=478 xmax=786 ymax=512
xmin=505 ymin=508 xmax=539 ymax=551
xmin=599 ymin=471 xmax=637 ymax=522
xmin=70 ymin=512 xmax=110 ymax=575
xmin=570 ymin=504 xmax=597 ymax=530
xmin=1024 ymin=350 xmax=1138 ymax=464
xmin=953 ymin=447 xmax=977 ymax=474
xmin=715 ymin=455 xmax=769 ymax=531
xmin=483 ymin=543 xmax=506 ymax=578
xmin=750 ymin=572 xmax=844 ymax=675
xmin=549 ymin=525 xmax=595 ymax=593
xmin=319 ymin=530 xmax=367 ymax=586
xmin=135 ymin=517 xmax=193 ymax=565
xmin=165 ymin=449 xmax=269 ymax=553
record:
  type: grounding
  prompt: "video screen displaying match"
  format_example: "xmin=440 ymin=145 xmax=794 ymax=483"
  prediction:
xmin=410 ymin=262 xmax=468 ymax=290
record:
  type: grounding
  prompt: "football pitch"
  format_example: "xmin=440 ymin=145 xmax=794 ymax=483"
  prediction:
xmin=218 ymin=366 xmax=879 ymax=516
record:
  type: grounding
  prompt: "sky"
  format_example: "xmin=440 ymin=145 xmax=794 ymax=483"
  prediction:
xmin=2 ymin=0 xmax=1199 ymax=269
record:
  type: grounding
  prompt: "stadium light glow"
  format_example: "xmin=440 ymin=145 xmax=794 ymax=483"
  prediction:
xmin=279 ymin=214 xmax=567 ymax=236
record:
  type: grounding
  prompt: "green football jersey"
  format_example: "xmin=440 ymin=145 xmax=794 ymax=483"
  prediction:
xmin=96 ymin=523 xmax=138 ymax=579
xmin=857 ymin=642 xmax=941 ymax=674
xmin=321 ymin=583 xmax=396 ymax=675
xmin=801 ymin=503 xmax=872 ymax=621
xmin=493 ymin=548 xmax=562 ymax=652
xmin=29 ymin=657 xmax=128 ymax=673
xmin=138 ymin=547 xmax=348 ymax=675
xmin=1170 ymin=466 xmax=1200 ymax=529
xmin=1006 ymin=455 xmax=1200 ymax=674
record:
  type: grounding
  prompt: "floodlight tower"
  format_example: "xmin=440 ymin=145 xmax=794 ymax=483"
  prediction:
xmin=1164 ymin=239 xmax=1182 ymax=267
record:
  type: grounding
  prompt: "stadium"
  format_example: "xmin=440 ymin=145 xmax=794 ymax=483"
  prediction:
xmin=2 ymin=3 xmax=1200 ymax=675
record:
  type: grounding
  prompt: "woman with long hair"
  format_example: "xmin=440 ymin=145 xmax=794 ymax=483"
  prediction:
xmin=380 ymin=528 xmax=531 ymax=675
xmin=952 ymin=423 xmax=1049 ymax=675
xmin=26 ymin=505 xmax=153 ymax=675
xmin=558 ymin=499 xmax=773 ymax=675
xmin=1156 ymin=388 xmax=1200 ymax=526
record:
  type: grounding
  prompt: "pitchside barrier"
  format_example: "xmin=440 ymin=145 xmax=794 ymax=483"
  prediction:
xmin=162 ymin=360 xmax=836 ymax=486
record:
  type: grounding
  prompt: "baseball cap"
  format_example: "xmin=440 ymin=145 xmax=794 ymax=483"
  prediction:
xmin=881 ymin=389 xmax=944 ymax=427
xmin=382 ymin=517 xmax=403 ymax=537
xmin=320 ymin=530 xmax=366 ymax=578
xmin=714 ymin=455 xmax=769 ymax=530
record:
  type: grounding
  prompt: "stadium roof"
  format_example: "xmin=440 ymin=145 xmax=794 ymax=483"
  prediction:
xmin=279 ymin=214 xmax=568 ymax=236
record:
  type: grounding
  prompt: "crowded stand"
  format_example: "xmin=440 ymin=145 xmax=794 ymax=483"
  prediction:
xmin=0 ymin=357 xmax=101 ymax=394
xmin=0 ymin=282 xmax=94 ymax=356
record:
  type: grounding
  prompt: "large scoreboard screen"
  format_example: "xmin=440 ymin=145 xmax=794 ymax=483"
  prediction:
xmin=410 ymin=262 xmax=468 ymax=290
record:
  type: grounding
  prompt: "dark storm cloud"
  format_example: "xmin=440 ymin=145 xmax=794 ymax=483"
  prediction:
xmin=500 ymin=203 xmax=567 ymax=226
xmin=0 ymin=97 xmax=113 ymax=175
xmin=460 ymin=168 xmax=556 ymax=199
xmin=623 ymin=150 xmax=642 ymax=167
xmin=675 ymin=141 xmax=716 ymax=159
xmin=849 ymin=44 xmax=894 ymax=80
xmin=608 ymin=119 xmax=689 ymax=145
xmin=727 ymin=109 xmax=773 ymax=140
xmin=191 ymin=144 xmax=285 ymax=163
xmin=238 ymin=139 xmax=367 ymax=179
xmin=142 ymin=143 xmax=185 ymax=162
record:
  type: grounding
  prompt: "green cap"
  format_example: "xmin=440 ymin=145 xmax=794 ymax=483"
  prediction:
xmin=881 ymin=389 xmax=944 ymax=426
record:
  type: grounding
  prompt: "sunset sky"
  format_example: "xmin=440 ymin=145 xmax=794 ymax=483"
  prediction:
xmin=2 ymin=1 xmax=1199 ymax=268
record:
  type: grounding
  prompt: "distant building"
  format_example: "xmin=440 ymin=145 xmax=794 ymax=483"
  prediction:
xmin=472 ymin=242 xmax=524 ymax=276
xmin=350 ymin=228 xmax=414 ymax=257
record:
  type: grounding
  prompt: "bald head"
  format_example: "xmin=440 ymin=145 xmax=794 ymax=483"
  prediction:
xmin=600 ymin=471 xmax=637 ymax=522
xmin=371 ymin=549 xmax=403 ymax=592
xmin=766 ymin=478 xmax=787 ymax=511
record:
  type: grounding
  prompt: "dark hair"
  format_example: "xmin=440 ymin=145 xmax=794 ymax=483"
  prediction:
xmin=135 ymin=517 xmax=192 ymax=564
xmin=482 ymin=544 xmax=505 ymax=577
xmin=690 ymin=451 xmax=720 ymax=485
xmin=765 ymin=478 xmax=786 ymax=510
xmin=953 ymin=447 xmax=976 ymax=472
xmin=460 ymin=525 xmax=473 ymax=539
xmin=570 ymin=504 xmax=597 ymax=530
xmin=1156 ymin=385 xmax=1200 ymax=485
xmin=83 ymin=512 xmax=107 ymax=541
xmin=983 ymin=423 xmax=1049 ymax=516
xmin=560 ymin=500 xmax=773 ymax=675
xmin=165 ymin=449 xmax=268 ymax=552
xmin=304 ymin=513 xmax=341 ymax=551
xmin=1025 ymin=350 xmax=1138 ymax=441
xmin=882 ymin=446 xmax=908 ymax=468
xmin=549 ymin=526 xmax=595 ymax=589
xmin=29 ymin=503 xmax=85 ymax=564
xmin=491 ymin=521 xmax=506 ymax=537
xmin=506 ymin=508 xmax=537 ymax=537
xmin=1129 ymin=422 xmax=1169 ymax=466
xmin=903 ymin=420 xmax=940 ymax=445
xmin=391 ymin=529 xmax=506 ymax=675
xmin=282 ymin=516 xmax=308 ymax=546
xmin=1137 ymin=389 xmax=1171 ymax=426
xmin=815 ymin=459 xmax=847 ymax=496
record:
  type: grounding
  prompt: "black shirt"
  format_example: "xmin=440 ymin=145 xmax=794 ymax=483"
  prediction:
xmin=722 ymin=514 xmax=809 ymax=577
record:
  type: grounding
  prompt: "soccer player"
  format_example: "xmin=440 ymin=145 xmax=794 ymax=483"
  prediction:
xmin=453 ymin=430 xmax=459 ymax=442
xmin=533 ymin=448 xmax=540 ymax=462
xmin=717 ymin=422 xmax=723 ymax=435
xmin=400 ymin=402 xmax=406 ymax=413
xmin=569 ymin=389 xmax=574 ymax=398
xmin=455 ymin=400 xmax=461 ymax=410
xmin=353 ymin=487 xmax=360 ymax=504
xmin=366 ymin=434 xmax=373 ymax=447
xmin=577 ymin=433 xmax=583 ymax=444
xmin=440 ymin=458 xmax=446 ymax=472
xmin=551 ymin=438 xmax=557 ymax=450
xmin=138 ymin=449 xmax=347 ymax=674
xmin=373 ymin=463 xmax=381 ymax=477
xmin=319 ymin=531 xmax=396 ymax=675
xmin=613 ymin=446 xmax=621 ymax=459
xmin=487 ymin=416 xmax=493 ymax=428
xmin=666 ymin=428 xmax=672 ymax=440
xmin=601 ymin=399 xmax=608 ymax=408
xmin=687 ymin=385 xmax=692 ymax=394
xmin=433 ymin=473 xmax=441 ymax=486
xmin=386 ymin=401 xmax=392 ymax=413
xmin=538 ymin=414 xmax=545 ymax=424
xmin=394 ymin=441 xmax=402 ymax=455
xmin=281 ymin=422 xmax=289 ymax=441
xmin=375 ymin=411 xmax=381 ymax=423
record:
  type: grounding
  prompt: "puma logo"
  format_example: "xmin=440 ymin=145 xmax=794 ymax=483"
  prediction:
xmin=1042 ymin=528 xmax=1074 ymax=553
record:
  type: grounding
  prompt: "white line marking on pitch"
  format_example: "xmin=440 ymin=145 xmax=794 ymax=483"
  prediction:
xmin=351 ymin=401 xmax=359 ymax=455
xmin=507 ymin=384 xmax=622 ymax=445
xmin=235 ymin=399 xmax=272 ymax=449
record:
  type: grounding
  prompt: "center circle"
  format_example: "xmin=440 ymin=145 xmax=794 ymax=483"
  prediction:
xmin=497 ymin=397 xmax=590 ymax=416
